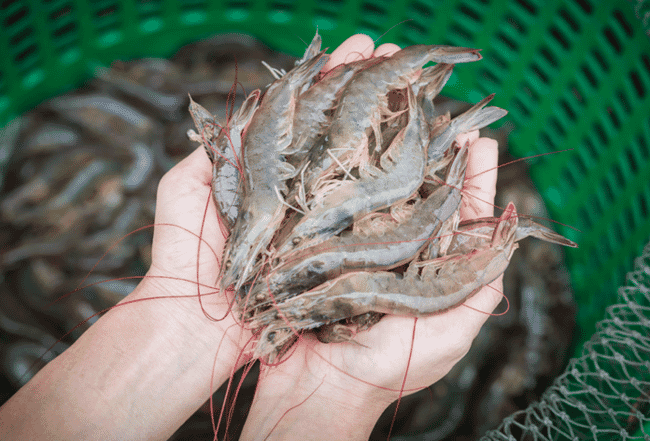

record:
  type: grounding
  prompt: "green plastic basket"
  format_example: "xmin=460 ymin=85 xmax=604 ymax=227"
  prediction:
xmin=1 ymin=0 xmax=649 ymax=373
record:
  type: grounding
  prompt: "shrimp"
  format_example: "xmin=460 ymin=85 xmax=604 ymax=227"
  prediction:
xmin=446 ymin=215 xmax=578 ymax=253
xmin=295 ymin=45 xmax=482 ymax=200
xmin=219 ymin=51 xmax=330 ymax=292
xmin=285 ymin=57 xmax=378 ymax=168
xmin=252 ymin=204 xmax=522 ymax=360
xmin=188 ymin=91 xmax=260 ymax=230
xmin=426 ymin=94 xmax=507 ymax=175
xmin=244 ymin=142 xmax=470 ymax=313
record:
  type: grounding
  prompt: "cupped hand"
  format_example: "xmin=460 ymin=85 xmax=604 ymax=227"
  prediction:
xmin=242 ymin=35 xmax=505 ymax=438
xmin=142 ymin=145 xmax=254 ymax=363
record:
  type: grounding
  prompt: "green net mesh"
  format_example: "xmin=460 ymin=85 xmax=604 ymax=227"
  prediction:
xmin=482 ymin=239 xmax=650 ymax=440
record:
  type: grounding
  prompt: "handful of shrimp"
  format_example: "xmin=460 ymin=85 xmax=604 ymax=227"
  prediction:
xmin=188 ymin=32 xmax=577 ymax=361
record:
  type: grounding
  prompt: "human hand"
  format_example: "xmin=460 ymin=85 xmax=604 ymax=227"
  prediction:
xmin=141 ymin=143 xmax=254 ymax=365
xmin=240 ymin=35 xmax=503 ymax=440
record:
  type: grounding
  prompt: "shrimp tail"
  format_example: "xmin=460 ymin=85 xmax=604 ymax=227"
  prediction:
xmin=429 ymin=45 xmax=483 ymax=64
xmin=515 ymin=218 xmax=579 ymax=248
xmin=457 ymin=93 xmax=508 ymax=132
xmin=283 ymin=50 xmax=329 ymax=90
xmin=295 ymin=30 xmax=323 ymax=66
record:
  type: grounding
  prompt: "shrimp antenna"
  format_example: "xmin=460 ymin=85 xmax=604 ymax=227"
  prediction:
xmin=373 ymin=19 xmax=413 ymax=45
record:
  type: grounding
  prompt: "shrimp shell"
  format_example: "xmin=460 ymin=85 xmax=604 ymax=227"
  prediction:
xmin=253 ymin=204 xmax=521 ymax=359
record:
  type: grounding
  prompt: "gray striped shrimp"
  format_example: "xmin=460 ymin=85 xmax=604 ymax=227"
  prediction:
xmin=445 ymin=214 xmax=578 ymax=253
xmin=188 ymin=91 xmax=260 ymax=230
xmin=252 ymin=204 xmax=522 ymax=360
xmin=285 ymin=57 xmax=378 ymax=171
xmin=219 ymin=51 xmax=329 ymax=292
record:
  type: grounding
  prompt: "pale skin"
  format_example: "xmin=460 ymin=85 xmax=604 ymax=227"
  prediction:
xmin=0 ymin=35 xmax=502 ymax=440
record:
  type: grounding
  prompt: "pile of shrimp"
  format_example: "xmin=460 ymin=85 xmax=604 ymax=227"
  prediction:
xmin=188 ymin=31 xmax=578 ymax=362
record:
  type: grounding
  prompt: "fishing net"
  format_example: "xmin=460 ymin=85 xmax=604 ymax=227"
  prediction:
xmin=482 ymin=239 xmax=650 ymax=440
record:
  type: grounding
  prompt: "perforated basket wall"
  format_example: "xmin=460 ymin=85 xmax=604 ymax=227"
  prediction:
xmin=1 ymin=0 xmax=649 ymax=404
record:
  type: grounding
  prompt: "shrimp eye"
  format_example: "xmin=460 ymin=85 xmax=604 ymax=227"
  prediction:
xmin=272 ymin=257 xmax=280 ymax=267
xmin=267 ymin=331 xmax=276 ymax=341
xmin=292 ymin=237 xmax=302 ymax=246
xmin=224 ymin=260 xmax=232 ymax=270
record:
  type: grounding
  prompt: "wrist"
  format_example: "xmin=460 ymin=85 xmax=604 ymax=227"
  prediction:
xmin=125 ymin=274 xmax=251 ymax=374
xmin=241 ymin=358 xmax=392 ymax=440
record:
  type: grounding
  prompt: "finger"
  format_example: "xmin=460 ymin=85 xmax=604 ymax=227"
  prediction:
xmin=373 ymin=43 xmax=400 ymax=58
xmin=460 ymin=136 xmax=498 ymax=220
xmin=461 ymin=275 xmax=505 ymax=325
xmin=322 ymin=34 xmax=374 ymax=72
xmin=455 ymin=130 xmax=479 ymax=149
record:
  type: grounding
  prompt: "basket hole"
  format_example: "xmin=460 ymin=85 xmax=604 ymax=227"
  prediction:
xmin=629 ymin=71 xmax=645 ymax=98
xmin=638 ymin=192 xmax=649 ymax=218
xmin=578 ymin=206 xmax=590 ymax=228
xmin=480 ymin=67 xmax=500 ymax=86
xmin=550 ymin=116 xmax=567 ymax=138
xmin=609 ymin=227 xmax=621 ymax=257
xmin=53 ymin=22 xmax=76 ymax=38
xmin=590 ymin=48 xmax=609 ymax=73
xmin=96 ymin=4 xmax=118 ymax=18
xmin=404 ymin=19 xmax=428 ymax=38
xmin=612 ymin=162 xmax=625 ymax=187
xmin=540 ymin=46 xmax=558 ymax=66
xmin=362 ymin=2 xmax=385 ymax=18
xmin=496 ymin=30 xmax=517 ymax=51
xmin=625 ymin=148 xmax=638 ymax=175
xmin=531 ymin=62 xmax=550 ymax=85
xmin=449 ymin=22 xmax=472 ymax=43
xmin=49 ymin=4 xmax=72 ymax=21
xmin=642 ymin=54 xmax=650 ymax=76
xmin=15 ymin=43 xmax=37 ymax=63
xmin=593 ymin=122 xmax=609 ymax=145
xmin=570 ymin=82 xmax=584 ymax=103
xmin=549 ymin=25 xmax=570 ymax=50
xmin=573 ymin=152 xmax=587 ymax=177
xmin=559 ymin=98 xmax=576 ymax=121
xmin=607 ymin=106 xmax=620 ymax=129
xmin=574 ymin=0 xmax=593 ymax=15
xmin=409 ymin=1 xmax=432 ymax=17
xmin=624 ymin=205 xmax=635 ymax=232
xmin=458 ymin=4 xmax=480 ymax=23
xmin=580 ymin=64 xmax=597 ymax=88
xmin=584 ymin=137 xmax=598 ymax=161
xmin=602 ymin=177 xmax=615 ymax=203
xmin=505 ymin=13 xmax=526 ymax=34
xmin=512 ymin=97 xmax=531 ymax=118
xmin=491 ymin=50 xmax=508 ymax=70
xmin=540 ymin=131 xmax=554 ymax=150
xmin=4 ymin=5 xmax=28 ymax=27
xmin=562 ymin=167 xmax=577 ymax=190
xmin=559 ymin=8 xmax=580 ymax=33
xmin=522 ymin=85 xmax=539 ymax=101
xmin=603 ymin=26 xmax=623 ymax=54
xmin=613 ymin=9 xmax=633 ymax=38
xmin=637 ymin=134 xmax=649 ymax=162
xmin=9 ymin=25 xmax=32 ymax=46
xmin=515 ymin=0 xmax=537 ymax=15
